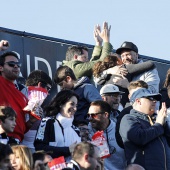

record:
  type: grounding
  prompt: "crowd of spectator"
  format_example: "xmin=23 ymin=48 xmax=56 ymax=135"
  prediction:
xmin=0 ymin=22 xmax=170 ymax=170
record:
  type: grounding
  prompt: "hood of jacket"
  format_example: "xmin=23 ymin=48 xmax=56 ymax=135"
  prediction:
xmin=74 ymin=76 xmax=91 ymax=89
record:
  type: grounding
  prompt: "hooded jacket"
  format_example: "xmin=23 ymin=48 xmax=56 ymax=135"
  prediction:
xmin=88 ymin=120 xmax=126 ymax=170
xmin=73 ymin=76 xmax=102 ymax=123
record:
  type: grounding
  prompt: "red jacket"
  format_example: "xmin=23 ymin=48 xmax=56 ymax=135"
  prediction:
xmin=0 ymin=76 xmax=28 ymax=141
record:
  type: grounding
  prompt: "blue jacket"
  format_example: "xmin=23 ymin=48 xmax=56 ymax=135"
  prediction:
xmin=73 ymin=76 xmax=102 ymax=123
xmin=120 ymin=109 xmax=170 ymax=170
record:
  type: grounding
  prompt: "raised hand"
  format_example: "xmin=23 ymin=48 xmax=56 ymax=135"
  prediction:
xmin=156 ymin=102 xmax=167 ymax=125
xmin=112 ymin=75 xmax=130 ymax=88
xmin=0 ymin=40 xmax=10 ymax=51
xmin=94 ymin=24 xmax=103 ymax=46
xmin=96 ymin=22 xmax=111 ymax=42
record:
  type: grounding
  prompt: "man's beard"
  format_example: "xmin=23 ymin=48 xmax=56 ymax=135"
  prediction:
xmin=3 ymin=68 xmax=19 ymax=81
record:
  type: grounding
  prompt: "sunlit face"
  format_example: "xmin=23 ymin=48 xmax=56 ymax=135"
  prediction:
xmin=121 ymin=50 xmax=138 ymax=64
xmin=102 ymin=93 xmax=122 ymax=107
xmin=60 ymin=96 xmax=78 ymax=118
xmin=10 ymin=153 xmax=21 ymax=170
xmin=1 ymin=116 xmax=16 ymax=133
xmin=88 ymin=105 xmax=108 ymax=131
xmin=58 ymin=77 xmax=74 ymax=90
xmin=0 ymin=56 xmax=20 ymax=82
xmin=77 ymin=49 xmax=89 ymax=62
xmin=137 ymin=97 xmax=157 ymax=115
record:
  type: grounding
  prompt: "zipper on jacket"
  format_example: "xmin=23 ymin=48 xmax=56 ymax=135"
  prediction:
xmin=158 ymin=137 xmax=167 ymax=170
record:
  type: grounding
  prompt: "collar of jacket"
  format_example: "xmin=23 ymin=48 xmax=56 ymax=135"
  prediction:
xmin=130 ymin=109 xmax=153 ymax=123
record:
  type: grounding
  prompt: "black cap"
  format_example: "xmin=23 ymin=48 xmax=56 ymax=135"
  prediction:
xmin=116 ymin=41 xmax=138 ymax=54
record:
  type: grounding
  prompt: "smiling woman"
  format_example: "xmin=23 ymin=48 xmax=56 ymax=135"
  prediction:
xmin=34 ymin=90 xmax=81 ymax=160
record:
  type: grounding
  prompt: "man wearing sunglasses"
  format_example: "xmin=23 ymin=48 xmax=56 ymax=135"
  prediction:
xmin=120 ymin=88 xmax=170 ymax=169
xmin=100 ymin=84 xmax=124 ymax=122
xmin=88 ymin=100 xmax=126 ymax=170
xmin=0 ymin=51 xmax=37 ymax=144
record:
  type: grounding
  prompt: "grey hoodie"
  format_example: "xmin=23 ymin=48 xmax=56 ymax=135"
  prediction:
xmin=88 ymin=120 xmax=126 ymax=170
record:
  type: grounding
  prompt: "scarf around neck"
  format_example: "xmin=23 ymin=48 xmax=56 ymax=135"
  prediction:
xmin=56 ymin=113 xmax=81 ymax=146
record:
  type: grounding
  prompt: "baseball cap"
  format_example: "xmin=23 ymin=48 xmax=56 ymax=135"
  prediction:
xmin=130 ymin=88 xmax=162 ymax=104
xmin=100 ymin=84 xmax=124 ymax=96
xmin=116 ymin=41 xmax=138 ymax=55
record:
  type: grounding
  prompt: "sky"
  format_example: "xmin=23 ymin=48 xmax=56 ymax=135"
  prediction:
xmin=1 ymin=0 xmax=170 ymax=61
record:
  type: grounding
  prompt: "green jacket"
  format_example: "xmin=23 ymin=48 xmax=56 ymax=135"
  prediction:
xmin=62 ymin=42 xmax=112 ymax=79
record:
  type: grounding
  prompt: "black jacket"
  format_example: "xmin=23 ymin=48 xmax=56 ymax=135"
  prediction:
xmin=120 ymin=109 xmax=170 ymax=170
xmin=115 ymin=106 xmax=132 ymax=148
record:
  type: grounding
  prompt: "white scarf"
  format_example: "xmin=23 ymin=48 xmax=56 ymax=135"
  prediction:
xmin=56 ymin=113 xmax=81 ymax=146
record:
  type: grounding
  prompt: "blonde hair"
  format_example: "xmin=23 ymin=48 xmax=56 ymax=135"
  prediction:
xmin=11 ymin=145 xmax=33 ymax=170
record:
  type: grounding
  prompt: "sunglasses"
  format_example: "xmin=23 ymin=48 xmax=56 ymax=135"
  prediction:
xmin=41 ymin=83 xmax=52 ymax=91
xmin=4 ymin=61 xmax=22 ymax=68
xmin=87 ymin=112 xmax=105 ymax=119
xmin=143 ymin=97 xmax=157 ymax=102
xmin=78 ymin=127 xmax=89 ymax=132
xmin=107 ymin=94 xmax=122 ymax=98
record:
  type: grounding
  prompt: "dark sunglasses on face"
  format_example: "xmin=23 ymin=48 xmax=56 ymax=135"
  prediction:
xmin=143 ymin=97 xmax=157 ymax=102
xmin=4 ymin=61 xmax=22 ymax=68
xmin=41 ymin=83 xmax=52 ymax=91
xmin=108 ymin=94 xmax=122 ymax=98
xmin=78 ymin=127 xmax=89 ymax=132
xmin=87 ymin=112 xmax=105 ymax=119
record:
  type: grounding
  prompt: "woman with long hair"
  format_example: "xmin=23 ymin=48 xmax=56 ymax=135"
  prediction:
xmin=10 ymin=145 xmax=33 ymax=170
xmin=34 ymin=90 xmax=81 ymax=160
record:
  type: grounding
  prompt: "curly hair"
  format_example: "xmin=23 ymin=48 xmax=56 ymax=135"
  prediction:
xmin=93 ymin=53 xmax=122 ymax=78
